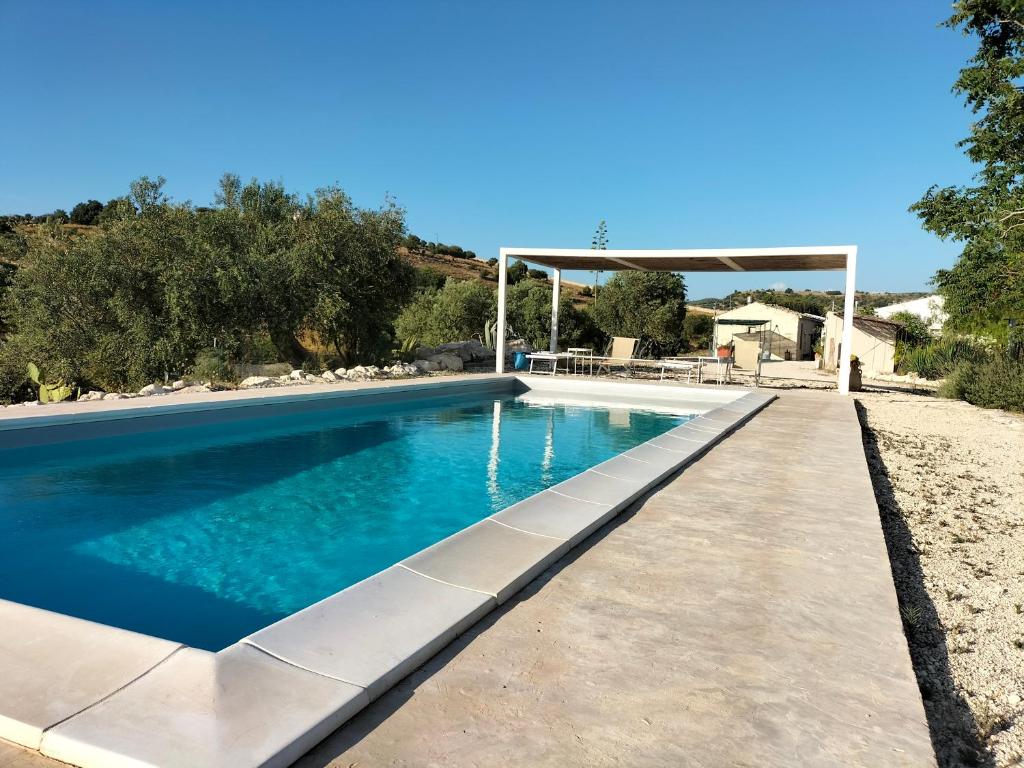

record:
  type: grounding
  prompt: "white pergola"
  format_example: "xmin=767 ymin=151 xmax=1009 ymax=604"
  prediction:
xmin=495 ymin=245 xmax=859 ymax=395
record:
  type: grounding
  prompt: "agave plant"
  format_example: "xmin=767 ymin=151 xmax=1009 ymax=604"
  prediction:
xmin=391 ymin=337 xmax=419 ymax=363
xmin=483 ymin=319 xmax=498 ymax=350
xmin=26 ymin=362 xmax=74 ymax=403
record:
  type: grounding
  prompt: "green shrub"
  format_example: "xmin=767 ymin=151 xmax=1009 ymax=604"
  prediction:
xmin=0 ymin=337 xmax=35 ymax=404
xmin=190 ymin=348 xmax=235 ymax=384
xmin=682 ymin=313 xmax=714 ymax=352
xmin=889 ymin=311 xmax=932 ymax=346
xmin=395 ymin=280 xmax=497 ymax=347
xmin=415 ymin=266 xmax=446 ymax=292
xmin=939 ymin=355 xmax=1024 ymax=412
xmin=506 ymin=260 xmax=528 ymax=285
xmin=896 ymin=336 xmax=991 ymax=379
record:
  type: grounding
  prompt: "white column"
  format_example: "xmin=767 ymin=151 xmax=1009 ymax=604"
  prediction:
xmin=549 ymin=268 xmax=561 ymax=353
xmin=838 ymin=247 xmax=857 ymax=396
xmin=496 ymin=250 xmax=508 ymax=373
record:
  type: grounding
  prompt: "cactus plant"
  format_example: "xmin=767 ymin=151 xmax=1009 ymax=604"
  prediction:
xmin=26 ymin=362 xmax=74 ymax=403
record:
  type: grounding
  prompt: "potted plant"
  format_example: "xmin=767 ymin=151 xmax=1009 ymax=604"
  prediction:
xmin=813 ymin=340 xmax=823 ymax=367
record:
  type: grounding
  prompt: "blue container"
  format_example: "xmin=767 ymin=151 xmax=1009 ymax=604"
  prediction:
xmin=513 ymin=352 xmax=528 ymax=370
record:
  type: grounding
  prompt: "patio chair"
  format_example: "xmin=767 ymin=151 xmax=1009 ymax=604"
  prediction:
xmin=594 ymin=337 xmax=639 ymax=376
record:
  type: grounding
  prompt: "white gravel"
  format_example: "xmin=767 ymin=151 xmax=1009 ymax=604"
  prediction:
xmin=856 ymin=391 xmax=1024 ymax=768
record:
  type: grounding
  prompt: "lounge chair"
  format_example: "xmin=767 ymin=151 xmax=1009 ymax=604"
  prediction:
xmin=594 ymin=337 xmax=639 ymax=376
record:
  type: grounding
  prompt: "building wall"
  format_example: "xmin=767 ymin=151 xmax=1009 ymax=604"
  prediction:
xmin=875 ymin=295 xmax=947 ymax=334
xmin=823 ymin=312 xmax=897 ymax=375
xmin=713 ymin=302 xmax=821 ymax=360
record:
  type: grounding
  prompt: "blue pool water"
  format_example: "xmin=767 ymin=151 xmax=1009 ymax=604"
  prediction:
xmin=0 ymin=393 xmax=688 ymax=650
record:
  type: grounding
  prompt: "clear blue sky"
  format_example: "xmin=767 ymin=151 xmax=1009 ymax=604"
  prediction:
xmin=1 ymin=1 xmax=977 ymax=298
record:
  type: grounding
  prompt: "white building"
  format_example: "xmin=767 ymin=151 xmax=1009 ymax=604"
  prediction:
xmin=875 ymin=295 xmax=946 ymax=334
xmin=712 ymin=301 xmax=824 ymax=361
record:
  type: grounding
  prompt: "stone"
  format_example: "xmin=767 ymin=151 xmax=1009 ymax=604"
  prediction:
xmin=413 ymin=359 xmax=440 ymax=373
xmin=289 ymin=369 xmax=304 ymax=380
xmin=321 ymin=370 xmax=338 ymax=382
xmin=238 ymin=376 xmax=274 ymax=389
xmin=0 ymin=601 xmax=180 ymax=750
xmin=138 ymin=384 xmax=167 ymax=396
xmin=437 ymin=339 xmax=496 ymax=363
xmin=493 ymin=489 xmax=615 ymax=546
xmin=175 ymin=385 xmax=212 ymax=395
xmin=40 ymin=644 xmax=367 ymax=768
xmin=78 ymin=390 xmax=105 ymax=402
xmin=245 ymin=566 xmax=494 ymax=702
xmin=414 ymin=346 xmax=436 ymax=360
xmin=170 ymin=380 xmax=187 ymax=391
xmin=232 ymin=362 xmax=291 ymax=379
xmin=102 ymin=393 xmax=127 ymax=401
xmin=402 ymin=519 xmax=568 ymax=604
xmin=304 ymin=374 xmax=325 ymax=383
xmin=334 ymin=367 xmax=347 ymax=377
xmin=428 ymin=353 xmax=463 ymax=372
xmin=22 ymin=400 xmax=40 ymax=407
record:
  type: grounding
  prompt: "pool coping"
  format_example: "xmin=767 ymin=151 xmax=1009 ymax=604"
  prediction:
xmin=0 ymin=376 xmax=774 ymax=768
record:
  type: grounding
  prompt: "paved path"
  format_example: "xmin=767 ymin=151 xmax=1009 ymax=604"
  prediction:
xmin=0 ymin=390 xmax=935 ymax=767
xmin=297 ymin=390 xmax=935 ymax=767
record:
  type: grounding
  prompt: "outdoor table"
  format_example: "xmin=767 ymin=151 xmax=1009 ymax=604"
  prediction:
xmin=568 ymin=347 xmax=594 ymax=375
xmin=662 ymin=356 xmax=733 ymax=384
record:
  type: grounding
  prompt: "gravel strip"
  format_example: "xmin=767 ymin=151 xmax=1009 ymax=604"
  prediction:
xmin=855 ymin=391 xmax=1024 ymax=768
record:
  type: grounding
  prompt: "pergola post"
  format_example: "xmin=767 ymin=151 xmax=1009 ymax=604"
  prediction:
xmin=495 ymin=249 xmax=508 ymax=373
xmin=838 ymin=247 xmax=857 ymax=396
xmin=549 ymin=268 xmax=561 ymax=353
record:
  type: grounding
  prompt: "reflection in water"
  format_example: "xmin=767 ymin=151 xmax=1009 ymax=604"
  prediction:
xmin=541 ymin=408 xmax=555 ymax=486
xmin=487 ymin=399 xmax=502 ymax=508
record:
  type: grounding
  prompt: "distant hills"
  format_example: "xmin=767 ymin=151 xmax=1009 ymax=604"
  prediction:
xmin=691 ymin=288 xmax=931 ymax=316
xmin=2 ymin=220 xmax=928 ymax=315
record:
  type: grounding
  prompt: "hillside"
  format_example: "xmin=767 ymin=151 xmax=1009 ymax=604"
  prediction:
xmin=0 ymin=222 xmax=595 ymax=304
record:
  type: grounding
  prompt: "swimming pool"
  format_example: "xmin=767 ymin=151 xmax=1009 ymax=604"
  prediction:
xmin=0 ymin=389 xmax=689 ymax=650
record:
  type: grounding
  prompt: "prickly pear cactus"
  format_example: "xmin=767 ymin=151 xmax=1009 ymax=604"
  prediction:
xmin=26 ymin=362 xmax=74 ymax=403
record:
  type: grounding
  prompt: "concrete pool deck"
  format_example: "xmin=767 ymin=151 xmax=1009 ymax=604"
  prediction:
xmin=292 ymin=389 xmax=934 ymax=767
xmin=0 ymin=387 xmax=934 ymax=767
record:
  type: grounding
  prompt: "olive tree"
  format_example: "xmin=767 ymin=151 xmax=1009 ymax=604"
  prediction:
xmin=395 ymin=279 xmax=496 ymax=347
xmin=590 ymin=271 xmax=687 ymax=354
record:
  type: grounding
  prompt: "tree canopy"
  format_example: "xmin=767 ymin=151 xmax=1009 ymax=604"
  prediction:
xmin=69 ymin=199 xmax=104 ymax=225
xmin=911 ymin=0 xmax=1024 ymax=337
xmin=394 ymin=279 xmax=496 ymax=347
xmin=504 ymin=278 xmax=595 ymax=350
xmin=0 ymin=174 xmax=412 ymax=394
xmin=590 ymin=271 xmax=687 ymax=354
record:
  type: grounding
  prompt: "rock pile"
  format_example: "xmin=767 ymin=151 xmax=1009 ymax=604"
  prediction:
xmin=5 ymin=346 xmax=478 ymax=408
